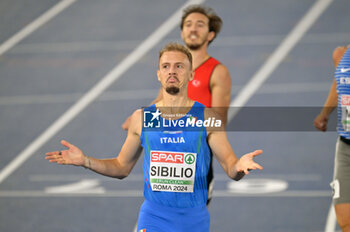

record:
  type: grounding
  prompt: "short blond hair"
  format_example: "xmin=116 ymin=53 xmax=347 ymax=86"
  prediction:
xmin=158 ymin=42 xmax=193 ymax=69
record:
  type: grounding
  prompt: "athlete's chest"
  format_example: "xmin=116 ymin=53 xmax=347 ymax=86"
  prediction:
xmin=336 ymin=50 xmax=350 ymax=88
xmin=189 ymin=70 xmax=210 ymax=89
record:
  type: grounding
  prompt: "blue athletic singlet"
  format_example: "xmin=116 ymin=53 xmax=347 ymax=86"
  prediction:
xmin=336 ymin=47 xmax=350 ymax=139
xmin=140 ymin=101 xmax=211 ymax=208
xmin=137 ymin=101 xmax=211 ymax=232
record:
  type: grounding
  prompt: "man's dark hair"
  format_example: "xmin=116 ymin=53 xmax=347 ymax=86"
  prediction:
xmin=180 ymin=4 xmax=223 ymax=44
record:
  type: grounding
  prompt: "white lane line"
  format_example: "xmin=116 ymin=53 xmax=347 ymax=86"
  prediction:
xmin=0 ymin=190 xmax=330 ymax=198
xmin=0 ymin=82 xmax=331 ymax=105
xmin=0 ymin=0 xmax=205 ymax=185
xmin=325 ymin=204 xmax=337 ymax=232
xmin=44 ymin=179 xmax=105 ymax=194
xmin=0 ymin=0 xmax=77 ymax=56
xmin=9 ymin=32 xmax=350 ymax=54
xmin=228 ymin=0 xmax=334 ymax=120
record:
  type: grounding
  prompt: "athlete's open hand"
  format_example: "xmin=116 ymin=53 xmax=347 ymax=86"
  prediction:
xmin=236 ymin=150 xmax=263 ymax=175
xmin=45 ymin=140 xmax=85 ymax=166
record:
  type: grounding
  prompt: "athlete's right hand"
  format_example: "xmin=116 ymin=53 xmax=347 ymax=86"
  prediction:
xmin=236 ymin=150 xmax=263 ymax=175
xmin=314 ymin=113 xmax=329 ymax=132
xmin=45 ymin=140 xmax=86 ymax=166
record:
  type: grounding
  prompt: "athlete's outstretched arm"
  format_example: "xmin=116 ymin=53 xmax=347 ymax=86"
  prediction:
xmin=207 ymin=130 xmax=263 ymax=180
xmin=46 ymin=110 xmax=143 ymax=179
xmin=205 ymin=109 xmax=263 ymax=180
xmin=314 ymin=79 xmax=337 ymax=131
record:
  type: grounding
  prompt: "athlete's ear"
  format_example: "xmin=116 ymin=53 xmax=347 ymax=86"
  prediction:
xmin=189 ymin=70 xmax=194 ymax=81
xmin=157 ymin=69 xmax=161 ymax=82
xmin=208 ymin=31 xmax=215 ymax=43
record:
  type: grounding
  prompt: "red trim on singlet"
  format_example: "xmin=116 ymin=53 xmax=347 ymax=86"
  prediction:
xmin=187 ymin=57 xmax=220 ymax=107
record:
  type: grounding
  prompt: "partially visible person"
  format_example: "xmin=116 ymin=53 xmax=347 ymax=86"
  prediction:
xmin=47 ymin=43 xmax=262 ymax=232
xmin=314 ymin=45 xmax=350 ymax=232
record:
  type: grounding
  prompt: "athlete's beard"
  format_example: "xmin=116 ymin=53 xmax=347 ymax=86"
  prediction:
xmin=185 ymin=33 xmax=208 ymax=50
xmin=186 ymin=43 xmax=202 ymax=50
xmin=185 ymin=40 xmax=206 ymax=50
xmin=166 ymin=86 xmax=180 ymax=95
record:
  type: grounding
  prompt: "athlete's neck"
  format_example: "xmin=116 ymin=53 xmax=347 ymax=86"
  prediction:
xmin=189 ymin=46 xmax=210 ymax=70
xmin=157 ymin=95 xmax=194 ymax=119
xmin=157 ymin=91 xmax=193 ymax=108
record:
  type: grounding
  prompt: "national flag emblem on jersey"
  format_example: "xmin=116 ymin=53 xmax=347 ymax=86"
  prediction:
xmin=139 ymin=229 xmax=146 ymax=232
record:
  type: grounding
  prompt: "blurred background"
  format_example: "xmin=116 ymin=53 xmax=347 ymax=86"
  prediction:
xmin=0 ymin=0 xmax=349 ymax=231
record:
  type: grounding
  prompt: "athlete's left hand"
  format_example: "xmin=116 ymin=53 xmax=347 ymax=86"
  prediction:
xmin=236 ymin=150 xmax=263 ymax=174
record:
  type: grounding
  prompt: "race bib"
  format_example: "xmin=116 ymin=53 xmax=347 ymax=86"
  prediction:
xmin=341 ymin=95 xmax=350 ymax=131
xmin=330 ymin=179 xmax=340 ymax=199
xmin=149 ymin=150 xmax=197 ymax=193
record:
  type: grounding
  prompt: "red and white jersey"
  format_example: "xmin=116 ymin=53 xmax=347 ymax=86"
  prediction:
xmin=187 ymin=57 xmax=220 ymax=107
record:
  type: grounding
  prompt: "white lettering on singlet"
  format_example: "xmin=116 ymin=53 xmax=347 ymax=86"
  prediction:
xmin=160 ymin=137 xmax=185 ymax=144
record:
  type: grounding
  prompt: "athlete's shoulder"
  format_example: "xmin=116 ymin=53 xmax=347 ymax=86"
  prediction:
xmin=208 ymin=56 xmax=229 ymax=76
xmin=211 ymin=63 xmax=232 ymax=86
xmin=129 ymin=109 xmax=143 ymax=135
xmin=209 ymin=57 xmax=221 ymax=64
xmin=333 ymin=45 xmax=349 ymax=67
xmin=131 ymin=108 xmax=143 ymax=119
xmin=213 ymin=63 xmax=230 ymax=75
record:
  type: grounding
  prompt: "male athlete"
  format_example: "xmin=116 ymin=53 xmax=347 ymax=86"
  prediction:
xmin=314 ymin=45 xmax=350 ymax=232
xmin=122 ymin=4 xmax=232 ymax=205
xmin=46 ymin=43 xmax=263 ymax=232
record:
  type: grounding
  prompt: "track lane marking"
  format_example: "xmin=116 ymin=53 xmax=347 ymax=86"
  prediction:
xmin=0 ymin=0 xmax=77 ymax=56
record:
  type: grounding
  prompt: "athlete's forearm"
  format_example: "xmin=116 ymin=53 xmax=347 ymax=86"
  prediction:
xmin=321 ymin=79 xmax=337 ymax=117
xmin=83 ymin=156 xmax=130 ymax=179
xmin=212 ymin=107 xmax=228 ymax=126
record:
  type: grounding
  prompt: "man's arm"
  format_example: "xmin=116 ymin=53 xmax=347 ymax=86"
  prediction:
xmin=210 ymin=64 xmax=232 ymax=125
xmin=314 ymin=79 xmax=337 ymax=131
xmin=205 ymin=109 xmax=263 ymax=180
xmin=314 ymin=46 xmax=348 ymax=131
xmin=46 ymin=109 xmax=143 ymax=179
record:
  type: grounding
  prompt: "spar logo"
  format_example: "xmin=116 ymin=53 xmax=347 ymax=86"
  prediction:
xmin=151 ymin=152 xmax=196 ymax=164
xmin=151 ymin=151 xmax=184 ymax=163
xmin=184 ymin=154 xmax=195 ymax=164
